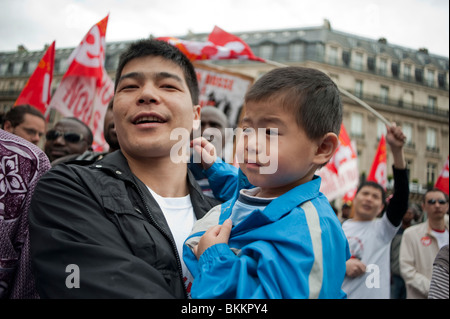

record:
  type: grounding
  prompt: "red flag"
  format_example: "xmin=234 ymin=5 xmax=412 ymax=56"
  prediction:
xmin=156 ymin=37 xmax=235 ymax=61
xmin=14 ymin=41 xmax=55 ymax=114
xmin=435 ymin=156 xmax=449 ymax=195
xmin=367 ymin=135 xmax=387 ymax=189
xmin=49 ymin=15 xmax=114 ymax=152
xmin=317 ymin=124 xmax=359 ymax=201
xmin=327 ymin=124 xmax=357 ymax=174
xmin=208 ymin=26 xmax=266 ymax=62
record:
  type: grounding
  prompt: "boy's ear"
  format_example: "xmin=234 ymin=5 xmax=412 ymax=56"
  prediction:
xmin=313 ymin=132 xmax=339 ymax=166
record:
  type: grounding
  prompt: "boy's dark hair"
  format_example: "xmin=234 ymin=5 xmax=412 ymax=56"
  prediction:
xmin=3 ymin=104 xmax=45 ymax=128
xmin=356 ymin=180 xmax=386 ymax=206
xmin=244 ymin=66 xmax=342 ymax=140
xmin=115 ymin=39 xmax=199 ymax=105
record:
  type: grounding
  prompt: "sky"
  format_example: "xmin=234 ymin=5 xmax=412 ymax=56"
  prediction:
xmin=0 ymin=0 xmax=448 ymax=57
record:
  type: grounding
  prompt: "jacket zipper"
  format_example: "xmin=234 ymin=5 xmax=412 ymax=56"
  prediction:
xmin=131 ymin=181 xmax=188 ymax=299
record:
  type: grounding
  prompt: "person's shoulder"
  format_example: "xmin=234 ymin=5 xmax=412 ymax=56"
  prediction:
xmin=402 ymin=222 xmax=426 ymax=237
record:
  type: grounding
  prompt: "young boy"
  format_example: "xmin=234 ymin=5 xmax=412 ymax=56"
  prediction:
xmin=184 ymin=66 xmax=350 ymax=299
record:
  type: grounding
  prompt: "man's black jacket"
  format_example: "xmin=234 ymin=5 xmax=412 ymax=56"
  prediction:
xmin=29 ymin=150 xmax=221 ymax=298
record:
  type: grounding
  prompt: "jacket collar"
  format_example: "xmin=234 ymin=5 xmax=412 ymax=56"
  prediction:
xmin=92 ymin=150 xmax=216 ymax=220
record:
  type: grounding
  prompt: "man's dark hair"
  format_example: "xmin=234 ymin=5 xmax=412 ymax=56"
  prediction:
xmin=115 ymin=39 xmax=199 ymax=105
xmin=244 ymin=66 xmax=342 ymax=140
xmin=2 ymin=104 xmax=45 ymax=128
xmin=423 ymin=188 xmax=449 ymax=203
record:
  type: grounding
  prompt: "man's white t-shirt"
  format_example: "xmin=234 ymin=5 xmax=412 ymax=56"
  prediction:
xmin=342 ymin=213 xmax=399 ymax=299
xmin=147 ymin=187 xmax=196 ymax=296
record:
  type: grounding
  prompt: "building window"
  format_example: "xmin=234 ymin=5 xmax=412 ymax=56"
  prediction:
xmin=327 ymin=46 xmax=338 ymax=65
xmin=427 ymin=162 xmax=437 ymax=185
xmin=428 ymin=96 xmax=437 ymax=110
xmin=259 ymin=44 xmax=274 ymax=60
xmin=426 ymin=127 xmax=438 ymax=152
xmin=350 ymin=113 xmax=363 ymax=138
xmin=380 ymin=86 xmax=389 ymax=104
xmin=289 ymin=43 xmax=302 ymax=61
xmin=426 ymin=69 xmax=435 ymax=86
xmin=403 ymin=64 xmax=412 ymax=81
xmin=402 ymin=122 xmax=414 ymax=148
xmin=353 ymin=52 xmax=363 ymax=71
xmin=355 ymin=80 xmax=363 ymax=98
xmin=378 ymin=58 xmax=387 ymax=76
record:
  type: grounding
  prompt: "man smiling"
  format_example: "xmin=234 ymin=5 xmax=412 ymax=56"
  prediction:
xmin=29 ymin=39 xmax=220 ymax=298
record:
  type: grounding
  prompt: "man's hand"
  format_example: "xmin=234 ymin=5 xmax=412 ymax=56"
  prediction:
xmin=386 ymin=122 xmax=406 ymax=150
xmin=385 ymin=122 xmax=406 ymax=169
xmin=346 ymin=258 xmax=367 ymax=278
xmin=193 ymin=219 xmax=233 ymax=260
xmin=191 ymin=137 xmax=217 ymax=170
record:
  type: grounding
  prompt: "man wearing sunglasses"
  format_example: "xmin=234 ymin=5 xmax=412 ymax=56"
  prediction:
xmin=44 ymin=117 xmax=93 ymax=164
xmin=400 ymin=188 xmax=449 ymax=299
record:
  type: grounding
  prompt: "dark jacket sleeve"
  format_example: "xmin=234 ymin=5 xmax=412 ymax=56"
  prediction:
xmin=28 ymin=165 xmax=182 ymax=299
xmin=385 ymin=166 xmax=409 ymax=227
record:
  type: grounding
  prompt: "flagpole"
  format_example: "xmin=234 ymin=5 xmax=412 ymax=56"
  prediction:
xmin=263 ymin=59 xmax=391 ymax=127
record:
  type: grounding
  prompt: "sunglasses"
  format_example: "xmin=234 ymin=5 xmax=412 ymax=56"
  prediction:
xmin=427 ymin=199 xmax=448 ymax=205
xmin=46 ymin=130 xmax=84 ymax=143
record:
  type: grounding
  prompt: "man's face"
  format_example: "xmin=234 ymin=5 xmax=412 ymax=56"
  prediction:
xmin=44 ymin=119 xmax=90 ymax=162
xmin=352 ymin=186 xmax=384 ymax=221
xmin=4 ymin=113 xmax=46 ymax=145
xmin=113 ymin=56 xmax=200 ymax=161
xmin=423 ymin=191 xmax=448 ymax=222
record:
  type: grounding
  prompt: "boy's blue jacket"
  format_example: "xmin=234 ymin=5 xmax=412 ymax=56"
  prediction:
xmin=183 ymin=159 xmax=350 ymax=299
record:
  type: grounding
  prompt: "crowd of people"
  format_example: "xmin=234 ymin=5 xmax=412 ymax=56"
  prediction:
xmin=0 ymin=38 xmax=448 ymax=300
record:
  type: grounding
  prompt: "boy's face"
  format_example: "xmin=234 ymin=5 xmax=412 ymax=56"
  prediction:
xmin=113 ymin=55 xmax=200 ymax=160
xmin=236 ymin=100 xmax=320 ymax=198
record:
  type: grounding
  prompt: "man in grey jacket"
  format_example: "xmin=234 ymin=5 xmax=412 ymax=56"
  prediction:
xmin=29 ymin=39 xmax=220 ymax=298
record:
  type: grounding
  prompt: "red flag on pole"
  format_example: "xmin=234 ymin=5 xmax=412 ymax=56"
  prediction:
xmin=157 ymin=26 xmax=265 ymax=62
xmin=317 ymin=124 xmax=359 ymax=201
xmin=367 ymin=135 xmax=387 ymax=189
xmin=49 ymin=15 xmax=114 ymax=152
xmin=208 ymin=26 xmax=266 ymax=62
xmin=14 ymin=41 xmax=55 ymax=115
xmin=156 ymin=37 xmax=236 ymax=61
xmin=435 ymin=156 xmax=449 ymax=195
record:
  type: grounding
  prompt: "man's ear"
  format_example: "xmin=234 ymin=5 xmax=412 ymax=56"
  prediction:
xmin=3 ymin=120 xmax=13 ymax=132
xmin=313 ymin=132 xmax=339 ymax=166
xmin=193 ymin=105 xmax=201 ymax=130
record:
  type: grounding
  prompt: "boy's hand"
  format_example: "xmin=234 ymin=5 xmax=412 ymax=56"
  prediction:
xmin=193 ymin=219 xmax=233 ymax=260
xmin=191 ymin=137 xmax=217 ymax=170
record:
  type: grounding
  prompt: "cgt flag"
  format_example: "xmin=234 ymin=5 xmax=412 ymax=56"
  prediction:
xmin=157 ymin=26 xmax=265 ymax=62
xmin=208 ymin=26 xmax=266 ymax=62
xmin=435 ymin=156 xmax=449 ymax=195
xmin=367 ymin=134 xmax=387 ymax=189
xmin=317 ymin=124 xmax=359 ymax=201
xmin=49 ymin=15 xmax=114 ymax=152
xmin=14 ymin=41 xmax=55 ymax=115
